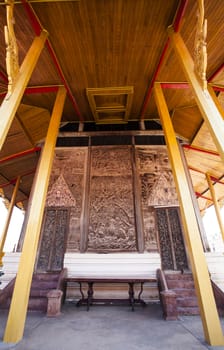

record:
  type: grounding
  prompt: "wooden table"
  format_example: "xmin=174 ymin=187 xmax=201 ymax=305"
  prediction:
xmin=65 ymin=277 xmax=155 ymax=311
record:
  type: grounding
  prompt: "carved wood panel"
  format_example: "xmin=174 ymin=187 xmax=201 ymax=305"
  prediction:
xmin=88 ymin=147 xmax=137 ymax=252
xmin=37 ymin=208 xmax=69 ymax=271
xmin=156 ymin=207 xmax=188 ymax=271
xmin=46 ymin=148 xmax=87 ymax=252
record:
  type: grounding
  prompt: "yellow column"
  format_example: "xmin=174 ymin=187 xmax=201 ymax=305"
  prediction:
xmin=3 ymin=87 xmax=66 ymax=344
xmin=168 ymin=27 xmax=224 ymax=163
xmin=0 ymin=176 xmax=21 ymax=266
xmin=206 ymin=173 xmax=224 ymax=241
xmin=0 ymin=30 xmax=48 ymax=150
xmin=154 ymin=82 xmax=224 ymax=346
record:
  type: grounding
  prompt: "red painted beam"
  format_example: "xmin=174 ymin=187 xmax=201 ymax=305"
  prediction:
xmin=211 ymin=85 xmax=224 ymax=92
xmin=195 ymin=192 xmax=212 ymax=201
xmin=45 ymin=41 xmax=83 ymax=122
xmin=25 ymin=85 xmax=59 ymax=94
xmin=140 ymin=0 xmax=189 ymax=119
xmin=0 ymin=168 xmax=36 ymax=188
xmin=210 ymin=175 xmax=224 ymax=185
xmin=183 ymin=144 xmax=219 ymax=157
xmin=0 ymin=85 xmax=60 ymax=99
xmin=208 ymin=62 xmax=224 ymax=82
xmin=173 ymin=0 xmax=189 ymax=32
xmin=140 ymin=40 xmax=170 ymax=118
xmin=160 ymin=82 xmax=189 ymax=89
xmin=20 ymin=0 xmax=83 ymax=122
xmin=0 ymin=147 xmax=41 ymax=164
xmin=188 ymin=166 xmax=205 ymax=175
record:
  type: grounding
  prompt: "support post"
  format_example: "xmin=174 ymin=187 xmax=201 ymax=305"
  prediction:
xmin=0 ymin=176 xmax=21 ymax=266
xmin=3 ymin=87 xmax=66 ymax=344
xmin=168 ymin=27 xmax=224 ymax=163
xmin=206 ymin=173 xmax=224 ymax=242
xmin=0 ymin=30 xmax=48 ymax=150
xmin=154 ymin=82 xmax=224 ymax=346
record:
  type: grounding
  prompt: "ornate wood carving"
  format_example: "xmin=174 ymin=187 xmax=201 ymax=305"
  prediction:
xmin=4 ymin=0 xmax=19 ymax=99
xmin=194 ymin=0 xmax=207 ymax=90
xmin=88 ymin=147 xmax=137 ymax=252
xmin=37 ymin=208 xmax=69 ymax=271
xmin=156 ymin=207 xmax=188 ymax=271
xmin=168 ymin=207 xmax=188 ymax=270
xmin=136 ymin=147 xmax=178 ymax=251
xmin=46 ymin=174 xmax=76 ymax=207
xmin=156 ymin=208 xmax=174 ymax=270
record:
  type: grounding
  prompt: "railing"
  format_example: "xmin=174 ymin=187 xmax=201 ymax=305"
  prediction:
xmin=156 ymin=269 xmax=178 ymax=320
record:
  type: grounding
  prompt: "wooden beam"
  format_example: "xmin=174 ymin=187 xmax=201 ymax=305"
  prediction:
xmin=3 ymin=86 xmax=66 ymax=344
xmin=168 ymin=27 xmax=224 ymax=163
xmin=154 ymin=82 xmax=224 ymax=346
xmin=206 ymin=173 xmax=224 ymax=242
xmin=0 ymin=176 xmax=21 ymax=266
xmin=0 ymin=30 xmax=48 ymax=150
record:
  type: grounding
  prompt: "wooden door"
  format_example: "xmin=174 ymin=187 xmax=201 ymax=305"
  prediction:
xmin=36 ymin=208 xmax=69 ymax=271
xmin=156 ymin=207 xmax=188 ymax=270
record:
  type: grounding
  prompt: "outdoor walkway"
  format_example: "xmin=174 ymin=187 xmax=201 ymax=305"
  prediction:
xmin=0 ymin=302 xmax=223 ymax=350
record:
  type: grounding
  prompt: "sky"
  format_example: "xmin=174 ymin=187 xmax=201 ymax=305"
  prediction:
xmin=0 ymin=197 xmax=223 ymax=253
xmin=0 ymin=198 xmax=24 ymax=252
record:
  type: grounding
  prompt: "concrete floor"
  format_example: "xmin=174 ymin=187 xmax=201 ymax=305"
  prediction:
xmin=0 ymin=302 xmax=224 ymax=350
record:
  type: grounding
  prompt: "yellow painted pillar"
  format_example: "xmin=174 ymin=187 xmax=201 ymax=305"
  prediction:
xmin=206 ymin=173 xmax=224 ymax=242
xmin=3 ymin=87 xmax=66 ymax=344
xmin=168 ymin=27 xmax=224 ymax=163
xmin=0 ymin=176 xmax=21 ymax=266
xmin=154 ymin=82 xmax=224 ymax=346
xmin=0 ymin=30 xmax=48 ymax=150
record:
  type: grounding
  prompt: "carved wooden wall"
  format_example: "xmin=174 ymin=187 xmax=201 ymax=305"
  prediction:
xmin=37 ymin=145 xmax=182 ymax=258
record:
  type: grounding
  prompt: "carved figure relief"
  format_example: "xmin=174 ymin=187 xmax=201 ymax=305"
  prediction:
xmin=88 ymin=147 xmax=136 ymax=252
xmin=136 ymin=147 xmax=178 ymax=251
xmin=194 ymin=0 xmax=207 ymax=90
xmin=4 ymin=0 xmax=19 ymax=98
xmin=46 ymin=174 xmax=76 ymax=207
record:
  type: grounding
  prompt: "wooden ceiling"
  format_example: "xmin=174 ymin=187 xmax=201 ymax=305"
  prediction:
xmin=0 ymin=0 xmax=224 ymax=213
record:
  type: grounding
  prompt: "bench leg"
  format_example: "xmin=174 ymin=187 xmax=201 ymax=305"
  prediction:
xmin=128 ymin=283 xmax=135 ymax=311
xmin=87 ymin=282 xmax=94 ymax=311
